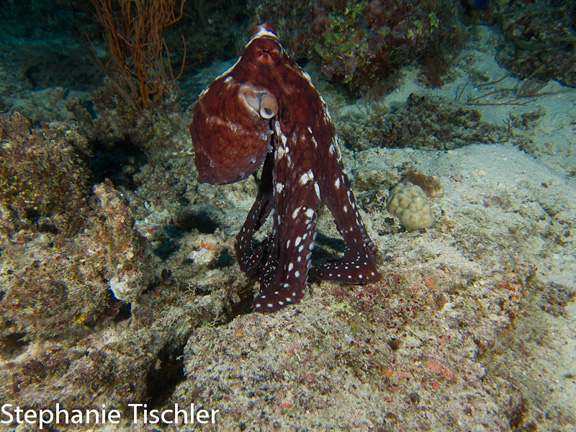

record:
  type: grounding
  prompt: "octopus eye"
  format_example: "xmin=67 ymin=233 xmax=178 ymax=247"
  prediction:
xmin=240 ymin=88 xmax=260 ymax=113
xmin=259 ymin=94 xmax=278 ymax=119
xmin=239 ymin=85 xmax=278 ymax=120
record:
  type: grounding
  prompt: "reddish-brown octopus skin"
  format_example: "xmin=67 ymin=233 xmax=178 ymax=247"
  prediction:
xmin=190 ymin=23 xmax=381 ymax=312
xmin=190 ymin=74 xmax=273 ymax=184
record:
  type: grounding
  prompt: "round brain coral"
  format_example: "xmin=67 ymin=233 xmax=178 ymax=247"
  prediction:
xmin=387 ymin=182 xmax=434 ymax=230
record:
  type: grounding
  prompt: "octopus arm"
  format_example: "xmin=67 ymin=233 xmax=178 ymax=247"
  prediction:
xmin=235 ymin=154 xmax=275 ymax=275
xmin=310 ymin=139 xmax=381 ymax=284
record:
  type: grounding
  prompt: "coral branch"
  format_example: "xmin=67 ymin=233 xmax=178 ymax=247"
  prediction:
xmin=90 ymin=0 xmax=187 ymax=111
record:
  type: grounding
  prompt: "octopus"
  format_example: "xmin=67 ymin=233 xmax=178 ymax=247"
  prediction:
xmin=190 ymin=23 xmax=381 ymax=312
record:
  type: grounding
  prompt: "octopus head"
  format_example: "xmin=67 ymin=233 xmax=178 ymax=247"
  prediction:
xmin=244 ymin=24 xmax=283 ymax=67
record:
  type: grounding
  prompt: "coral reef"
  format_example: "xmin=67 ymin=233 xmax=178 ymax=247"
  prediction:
xmin=0 ymin=163 xmax=219 ymax=419
xmin=248 ymin=0 xmax=465 ymax=89
xmin=172 ymin=263 xmax=523 ymax=431
xmin=494 ymin=0 xmax=576 ymax=87
xmin=338 ymin=94 xmax=529 ymax=151
xmin=0 ymin=281 xmax=214 ymax=417
xmin=0 ymin=173 xmax=150 ymax=340
xmin=0 ymin=7 xmax=575 ymax=431
xmin=0 ymin=112 xmax=91 ymax=237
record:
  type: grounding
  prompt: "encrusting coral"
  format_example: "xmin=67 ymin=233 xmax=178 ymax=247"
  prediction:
xmin=339 ymin=94 xmax=512 ymax=152
xmin=402 ymin=169 xmax=443 ymax=198
xmin=0 ymin=180 xmax=150 ymax=341
xmin=495 ymin=0 xmax=576 ymax=87
xmin=249 ymin=0 xmax=465 ymax=89
xmin=89 ymin=180 xmax=150 ymax=302
xmin=0 ymin=112 xmax=91 ymax=238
